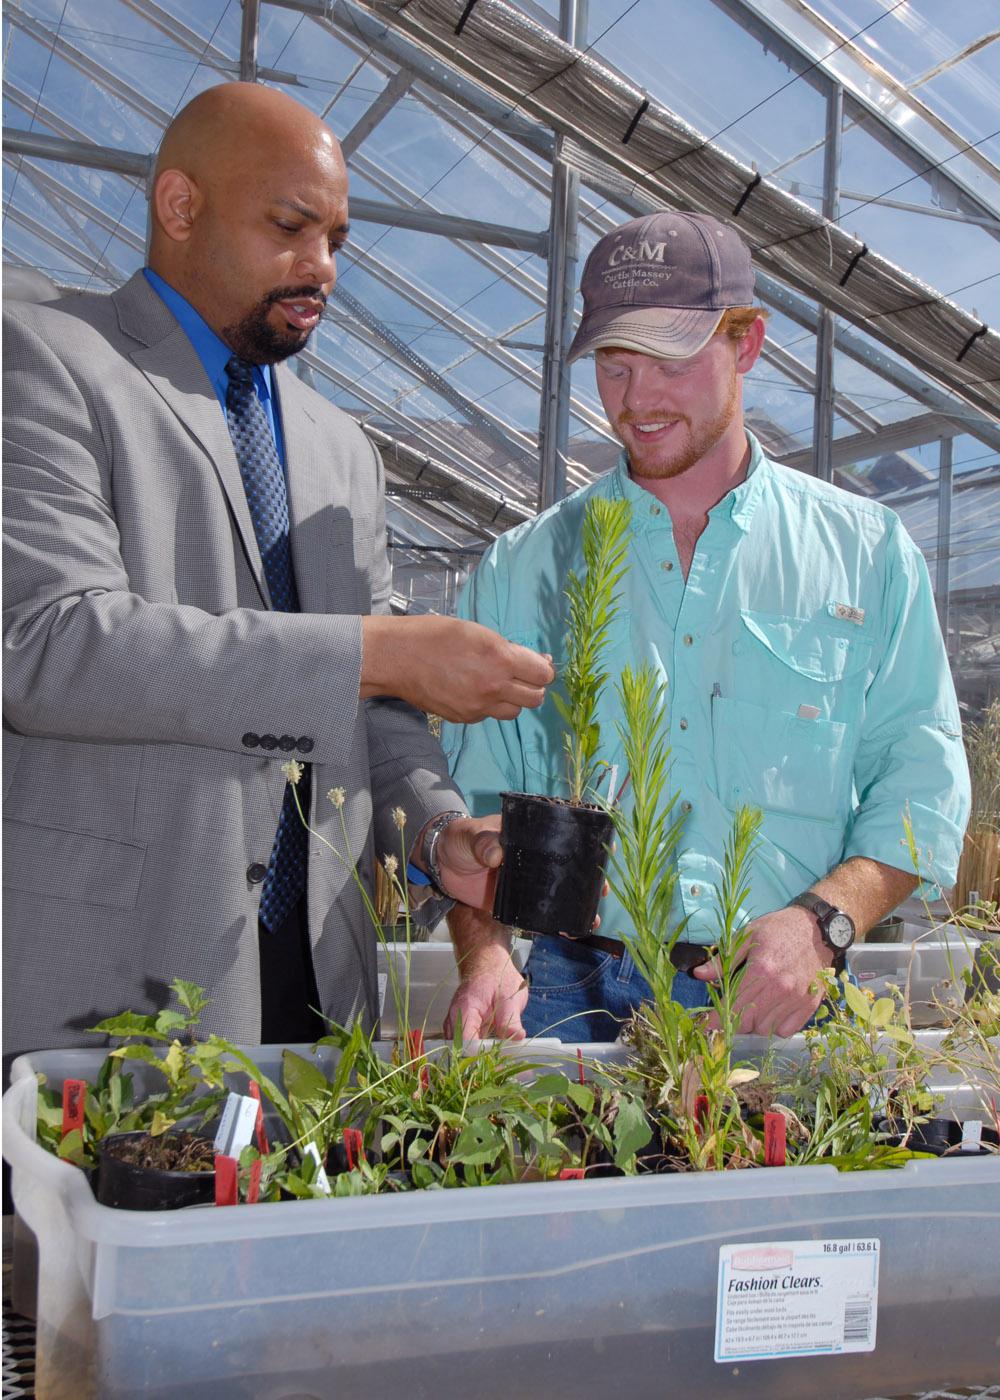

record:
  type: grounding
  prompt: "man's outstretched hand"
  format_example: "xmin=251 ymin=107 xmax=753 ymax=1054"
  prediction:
xmin=362 ymin=615 xmax=554 ymax=723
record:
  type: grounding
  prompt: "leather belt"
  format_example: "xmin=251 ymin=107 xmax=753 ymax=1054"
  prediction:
xmin=555 ymin=931 xmax=710 ymax=973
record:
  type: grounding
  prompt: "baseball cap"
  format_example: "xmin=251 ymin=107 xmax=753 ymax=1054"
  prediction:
xmin=566 ymin=211 xmax=755 ymax=363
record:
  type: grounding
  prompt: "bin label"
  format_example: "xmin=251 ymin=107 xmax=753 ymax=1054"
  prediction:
xmin=716 ymin=1238 xmax=879 ymax=1362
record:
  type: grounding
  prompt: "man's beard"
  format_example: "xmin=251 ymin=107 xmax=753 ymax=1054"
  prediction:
xmin=619 ymin=374 xmax=738 ymax=481
xmin=222 ymin=285 xmax=327 ymax=365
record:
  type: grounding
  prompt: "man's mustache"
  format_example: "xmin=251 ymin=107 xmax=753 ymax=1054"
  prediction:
xmin=263 ymin=286 xmax=329 ymax=309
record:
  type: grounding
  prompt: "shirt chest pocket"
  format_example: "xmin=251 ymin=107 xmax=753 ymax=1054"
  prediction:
xmin=735 ymin=610 xmax=872 ymax=695
xmin=716 ymin=610 xmax=871 ymax=824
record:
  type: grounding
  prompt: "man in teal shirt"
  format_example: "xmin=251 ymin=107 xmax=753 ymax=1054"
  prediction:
xmin=442 ymin=211 xmax=970 ymax=1042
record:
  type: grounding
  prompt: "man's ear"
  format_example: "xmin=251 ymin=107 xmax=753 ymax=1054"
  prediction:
xmin=735 ymin=315 xmax=766 ymax=375
xmin=153 ymin=169 xmax=200 ymax=243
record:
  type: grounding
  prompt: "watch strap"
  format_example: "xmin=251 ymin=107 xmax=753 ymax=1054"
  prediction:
xmin=422 ymin=809 xmax=466 ymax=898
xmin=790 ymin=891 xmax=852 ymax=974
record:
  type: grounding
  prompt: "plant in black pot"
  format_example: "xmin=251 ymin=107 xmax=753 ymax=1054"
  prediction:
xmin=59 ymin=979 xmax=285 ymax=1209
xmin=493 ymin=496 xmax=631 ymax=937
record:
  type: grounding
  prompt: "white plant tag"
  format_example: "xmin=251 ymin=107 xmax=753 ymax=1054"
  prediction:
xmin=302 ymin=1141 xmax=333 ymax=1195
xmin=213 ymin=1092 xmax=260 ymax=1158
xmin=960 ymin=1120 xmax=983 ymax=1152
xmin=716 ymin=1239 xmax=879 ymax=1363
xmin=377 ymin=971 xmax=388 ymax=1016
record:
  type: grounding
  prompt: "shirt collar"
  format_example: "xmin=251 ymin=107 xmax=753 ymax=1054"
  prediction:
xmin=142 ymin=268 xmax=273 ymax=409
xmin=609 ymin=429 xmax=769 ymax=535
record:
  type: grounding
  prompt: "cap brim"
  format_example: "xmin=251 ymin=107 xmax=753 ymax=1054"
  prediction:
xmin=567 ymin=306 xmax=725 ymax=364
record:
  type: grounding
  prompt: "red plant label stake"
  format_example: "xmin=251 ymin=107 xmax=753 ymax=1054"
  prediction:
xmin=576 ymin=1048 xmax=586 ymax=1086
xmin=61 ymin=1079 xmax=87 ymax=1138
xmin=406 ymin=1029 xmax=430 ymax=1093
xmin=214 ymin=1155 xmax=239 ymax=1206
xmin=693 ymin=1095 xmax=709 ymax=1134
xmin=248 ymin=1081 xmax=269 ymax=1154
xmin=559 ymin=1168 xmax=585 ymax=1180
xmin=343 ymin=1128 xmax=365 ymax=1171
xmin=764 ymin=1112 xmax=787 ymax=1167
xmin=246 ymin=1158 xmax=262 ymax=1204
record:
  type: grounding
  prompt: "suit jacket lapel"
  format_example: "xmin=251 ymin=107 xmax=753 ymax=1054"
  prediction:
xmin=113 ymin=274 xmax=270 ymax=607
xmin=275 ymin=365 xmax=336 ymax=617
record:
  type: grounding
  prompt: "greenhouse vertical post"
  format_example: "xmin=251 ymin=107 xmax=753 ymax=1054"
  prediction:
xmin=538 ymin=0 xmax=585 ymax=511
xmin=812 ymin=80 xmax=842 ymax=483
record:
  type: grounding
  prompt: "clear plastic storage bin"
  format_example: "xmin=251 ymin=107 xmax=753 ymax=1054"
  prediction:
xmin=4 ymin=1039 xmax=999 ymax=1400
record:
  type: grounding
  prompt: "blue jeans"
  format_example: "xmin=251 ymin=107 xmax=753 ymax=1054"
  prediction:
xmin=521 ymin=934 xmax=710 ymax=1042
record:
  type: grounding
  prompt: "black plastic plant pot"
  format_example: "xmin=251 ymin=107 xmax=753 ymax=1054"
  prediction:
xmin=877 ymin=1117 xmax=999 ymax=1157
xmin=96 ymin=1131 xmax=216 ymax=1211
xmin=492 ymin=791 xmax=614 ymax=937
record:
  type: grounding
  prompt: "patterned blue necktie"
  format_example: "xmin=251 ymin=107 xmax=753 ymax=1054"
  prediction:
xmin=226 ymin=355 xmax=309 ymax=932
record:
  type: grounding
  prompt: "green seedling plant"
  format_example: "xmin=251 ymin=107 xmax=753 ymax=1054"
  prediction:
xmin=552 ymin=497 xmax=631 ymax=804
xmin=36 ymin=979 xmax=289 ymax=1168
xmin=605 ymin=661 xmax=764 ymax=1171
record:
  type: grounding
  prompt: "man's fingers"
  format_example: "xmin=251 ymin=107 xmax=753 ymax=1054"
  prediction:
xmin=508 ymin=642 xmax=556 ymax=687
xmin=691 ymin=956 xmax=722 ymax=981
xmin=470 ymin=829 xmax=503 ymax=868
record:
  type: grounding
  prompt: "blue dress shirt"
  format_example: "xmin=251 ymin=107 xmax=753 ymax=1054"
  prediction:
xmin=142 ymin=268 xmax=286 ymax=465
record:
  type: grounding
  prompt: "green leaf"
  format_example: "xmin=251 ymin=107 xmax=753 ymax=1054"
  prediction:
xmin=528 ymin=1074 xmax=571 ymax=1099
xmin=567 ymin=1082 xmax=595 ymax=1113
xmin=613 ymin=1096 xmax=653 ymax=1167
xmin=282 ymin=1050 xmax=330 ymax=1107
xmin=89 ymin=1011 xmax=166 ymax=1040
xmin=172 ymin=980 xmax=210 ymax=1020
xmin=56 ymin=1128 xmax=88 ymax=1166
xmin=869 ymin=997 xmax=896 ymax=1028
xmin=452 ymin=1118 xmax=504 ymax=1167
xmin=843 ymin=982 xmax=873 ymax=1021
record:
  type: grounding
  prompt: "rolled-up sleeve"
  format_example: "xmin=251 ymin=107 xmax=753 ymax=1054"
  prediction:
xmin=845 ymin=518 xmax=970 ymax=890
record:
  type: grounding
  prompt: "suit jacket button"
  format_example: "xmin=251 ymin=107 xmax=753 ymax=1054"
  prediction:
xmin=247 ymin=863 xmax=268 ymax=884
xmin=297 ymin=736 xmax=315 ymax=753
xmin=259 ymin=734 xmax=278 ymax=750
xmin=242 ymin=733 xmax=260 ymax=748
xmin=278 ymin=735 xmax=296 ymax=751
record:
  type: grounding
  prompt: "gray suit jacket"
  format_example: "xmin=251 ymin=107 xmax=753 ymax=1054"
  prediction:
xmin=3 ymin=271 xmax=462 ymax=1061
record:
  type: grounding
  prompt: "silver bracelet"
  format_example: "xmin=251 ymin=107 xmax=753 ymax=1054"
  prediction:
xmin=422 ymin=809 xmax=466 ymax=897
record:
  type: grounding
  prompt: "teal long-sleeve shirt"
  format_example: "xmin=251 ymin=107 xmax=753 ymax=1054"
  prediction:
xmin=443 ymin=432 xmax=970 ymax=945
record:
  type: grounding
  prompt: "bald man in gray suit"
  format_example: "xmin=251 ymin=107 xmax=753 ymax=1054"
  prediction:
xmin=3 ymin=83 xmax=553 ymax=1062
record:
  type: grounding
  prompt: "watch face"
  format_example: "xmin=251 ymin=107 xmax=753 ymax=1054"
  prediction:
xmin=826 ymin=913 xmax=855 ymax=950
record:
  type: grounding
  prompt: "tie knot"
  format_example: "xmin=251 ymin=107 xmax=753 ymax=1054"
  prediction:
xmin=225 ymin=355 xmax=256 ymax=389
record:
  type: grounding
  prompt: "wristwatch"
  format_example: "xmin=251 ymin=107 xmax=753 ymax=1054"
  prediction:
xmin=790 ymin=891 xmax=856 ymax=973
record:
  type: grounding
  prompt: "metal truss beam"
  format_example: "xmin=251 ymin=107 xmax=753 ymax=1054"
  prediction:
xmin=776 ymin=411 xmax=976 ymax=475
xmin=349 ymin=196 xmax=547 ymax=252
xmin=711 ymin=0 xmax=1000 ymax=230
xmin=339 ymin=67 xmax=412 ymax=157
xmin=331 ymin=282 xmax=538 ymax=470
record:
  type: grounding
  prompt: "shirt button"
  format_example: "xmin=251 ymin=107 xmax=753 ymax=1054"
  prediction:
xmin=297 ymin=737 xmax=315 ymax=753
xmin=278 ymin=735 xmax=297 ymax=752
xmin=241 ymin=733 xmax=260 ymax=748
xmin=650 ymin=504 xmax=661 ymax=516
xmin=681 ymin=800 xmax=692 ymax=814
xmin=678 ymin=718 xmax=688 ymax=731
xmin=732 ymin=640 xmax=743 ymax=656
xmin=683 ymin=634 xmax=694 ymax=646
xmin=661 ymin=560 xmax=673 ymax=572
xmin=690 ymin=884 xmax=701 ymax=897
xmin=247 ymin=863 xmax=268 ymax=884
xmin=259 ymin=734 xmax=278 ymax=750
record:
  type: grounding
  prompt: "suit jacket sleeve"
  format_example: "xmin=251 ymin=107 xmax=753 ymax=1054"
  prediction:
xmin=4 ymin=308 xmax=371 ymax=772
